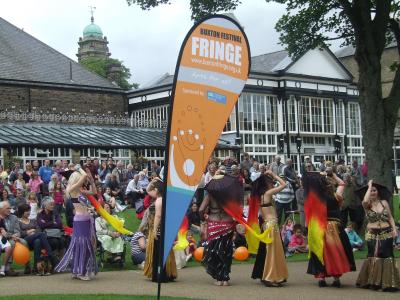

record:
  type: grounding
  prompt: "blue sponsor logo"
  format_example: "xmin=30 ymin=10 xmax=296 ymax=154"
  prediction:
xmin=207 ymin=91 xmax=226 ymax=104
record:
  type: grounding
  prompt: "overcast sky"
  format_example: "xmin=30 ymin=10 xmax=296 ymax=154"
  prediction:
xmin=1 ymin=0 xmax=290 ymax=86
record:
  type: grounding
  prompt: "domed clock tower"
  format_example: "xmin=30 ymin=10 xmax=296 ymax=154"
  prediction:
xmin=77 ymin=9 xmax=111 ymax=62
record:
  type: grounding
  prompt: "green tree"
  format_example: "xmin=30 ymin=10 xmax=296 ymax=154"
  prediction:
xmin=128 ymin=0 xmax=400 ymax=191
xmin=126 ymin=0 xmax=241 ymax=21
xmin=81 ymin=57 xmax=138 ymax=90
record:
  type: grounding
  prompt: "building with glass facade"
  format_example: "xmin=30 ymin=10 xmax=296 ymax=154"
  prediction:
xmin=127 ymin=47 xmax=362 ymax=172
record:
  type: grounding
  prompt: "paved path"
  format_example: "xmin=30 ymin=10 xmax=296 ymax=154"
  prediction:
xmin=1 ymin=261 xmax=399 ymax=300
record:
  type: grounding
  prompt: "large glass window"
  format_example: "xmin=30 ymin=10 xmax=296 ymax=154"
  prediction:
xmin=224 ymin=105 xmax=236 ymax=132
xmin=239 ymin=93 xmax=252 ymax=130
xmin=266 ymin=96 xmax=278 ymax=132
xmin=254 ymin=134 xmax=266 ymax=145
xmin=237 ymin=93 xmax=278 ymax=133
xmin=253 ymin=94 xmax=266 ymax=131
xmin=347 ymin=102 xmax=361 ymax=135
xmin=311 ymin=98 xmax=323 ymax=132
xmin=283 ymin=96 xmax=297 ymax=132
xmin=299 ymin=97 xmax=334 ymax=133
xmin=323 ymin=100 xmax=334 ymax=133
xmin=299 ymin=97 xmax=311 ymax=132
xmin=336 ymin=100 xmax=344 ymax=134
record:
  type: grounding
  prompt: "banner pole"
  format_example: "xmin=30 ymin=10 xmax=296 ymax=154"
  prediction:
xmin=157 ymin=97 xmax=174 ymax=300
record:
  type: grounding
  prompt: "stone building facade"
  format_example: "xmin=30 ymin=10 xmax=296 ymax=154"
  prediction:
xmin=337 ymin=44 xmax=398 ymax=98
xmin=0 ymin=85 xmax=126 ymax=114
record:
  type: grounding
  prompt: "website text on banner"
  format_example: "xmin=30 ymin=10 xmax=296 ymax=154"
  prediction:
xmin=163 ymin=15 xmax=251 ymax=264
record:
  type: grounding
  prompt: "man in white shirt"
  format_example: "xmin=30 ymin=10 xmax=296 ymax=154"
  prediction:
xmin=251 ymin=163 xmax=266 ymax=181
xmin=126 ymin=174 xmax=144 ymax=207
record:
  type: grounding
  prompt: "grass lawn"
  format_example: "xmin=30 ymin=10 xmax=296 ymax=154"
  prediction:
xmin=0 ymin=295 xmax=198 ymax=300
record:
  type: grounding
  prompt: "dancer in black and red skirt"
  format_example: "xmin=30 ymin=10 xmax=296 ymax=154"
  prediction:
xmin=304 ymin=171 xmax=355 ymax=288
xmin=199 ymin=172 xmax=242 ymax=286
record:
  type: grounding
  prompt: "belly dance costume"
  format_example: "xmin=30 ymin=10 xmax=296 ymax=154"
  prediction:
xmin=143 ymin=205 xmax=177 ymax=283
xmin=202 ymin=199 xmax=235 ymax=283
xmin=356 ymin=202 xmax=400 ymax=291
xmin=307 ymin=194 xmax=356 ymax=278
xmin=55 ymin=198 xmax=98 ymax=277
xmin=251 ymin=202 xmax=288 ymax=285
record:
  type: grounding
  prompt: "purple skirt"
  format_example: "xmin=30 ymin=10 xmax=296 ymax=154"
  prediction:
xmin=55 ymin=214 xmax=98 ymax=276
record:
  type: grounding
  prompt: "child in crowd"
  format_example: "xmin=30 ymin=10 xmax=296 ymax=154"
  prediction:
xmin=185 ymin=230 xmax=197 ymax=259
xmin=288 ymin=224 xmax=308 ymax=254
xmin=52 ymin=181 xmax=64 ymax=216
xmin=345 ymin=222 xmax=364 ymax=251
xmin=14 ymin=172 xmax=26 ymax=193
xmin=394 ymin=222 xmax=400 ymax=250
xmin=103 ymin=187 xmax=117 ymax=210
xmin=27 ymin=192 xmax=39 ymax=220
xmin=28 ymin=171 xmax=43 ymax=204
xmin=174 ymin=230 xmax=197 ymax=269
xmin=0 ymin=234 xmax=12 ymax=277
xmin=281 ymin=218 xmax=294 ymax=248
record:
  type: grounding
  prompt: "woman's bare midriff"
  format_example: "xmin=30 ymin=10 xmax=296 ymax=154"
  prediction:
xmin=367 ymin=221 xmax=390 ymax=230
xmin=73 ymin=202 xmax=89 ymax=215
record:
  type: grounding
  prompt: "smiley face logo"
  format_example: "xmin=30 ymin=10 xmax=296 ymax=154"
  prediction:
xmin=169 ymin=105 xmax=206 ymax=190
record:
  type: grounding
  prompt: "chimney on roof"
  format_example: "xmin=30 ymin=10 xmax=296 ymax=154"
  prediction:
xmin=106 ymin=62 xmax=122 ymax=85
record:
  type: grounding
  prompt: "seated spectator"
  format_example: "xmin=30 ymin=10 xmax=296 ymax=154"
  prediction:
xmin=37 ymin=197 xmax=65 ymax=257
xmin=126 ymin=174 xmax=141 ymax=206
xmin=2 ymin=189 xmax=16 ymax=212
xmin=95 ymin=184 xmax=105 ymax=206
xmin=131 ymin=221 xmax=148 ymax=269
xmin=186 ymin=230 xmax=197 ymax=255
xmin=103 ymin=187 xmax=117 ymax=209
xmin=0 ymin=229 xmax=12 ymax=277
xmin=27 ymin=192 xmax=39 ymax=220
xmin=136 ymin=194 xmax=151 ymax=219
xmin=345 ymin=222 xmax=364 ymax=251
xmin=126 ymin=174 xmax=147 ymax=212
xmin=395 ymin=222 xmax=400 ymax=250
xmin=14 ymin=189 xmax=26 ymax=208
xmin=137 ymin=171 xmax=149 ymax=192
xmin=0 ymin=201 xmax=20 ymax=276
xmin=107 ymin=174 xmax=123 ymax=201
xmin=14 ymin=172 xmax=27 ymax=193
xmin=281 ymin=218 xmax=294 ymax=248
xmin=95 ymin=203 xmax=124 ymax=262
xmin=186 ymin=202 xmax=201 ymax=234
xmin=17 ymin=204 xmax=56 ymax=275
xmin=288 ymin=224 xmax=308 ymax=254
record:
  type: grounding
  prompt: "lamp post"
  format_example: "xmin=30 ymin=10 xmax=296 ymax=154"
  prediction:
xmin=295 ymin=95 xmax=302 ymax=172
xmin=343 ymin=99 xmax=349 ymax=164
xmin=284 ymin=96 xmax=290 ymax=159
xmin=235 ymin=101 xmax=241 ymax=163
xmin=333 ymin=97 xmax=341 ymax=161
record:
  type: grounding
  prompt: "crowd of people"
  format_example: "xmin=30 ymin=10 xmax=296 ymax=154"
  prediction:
xmin=0 ymin=153 xmax=399 ymax=292
xmin=0 ymin=157 xmax=161 ymax=279
xmin=183 ymin=154 xmax=399 ymax=290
